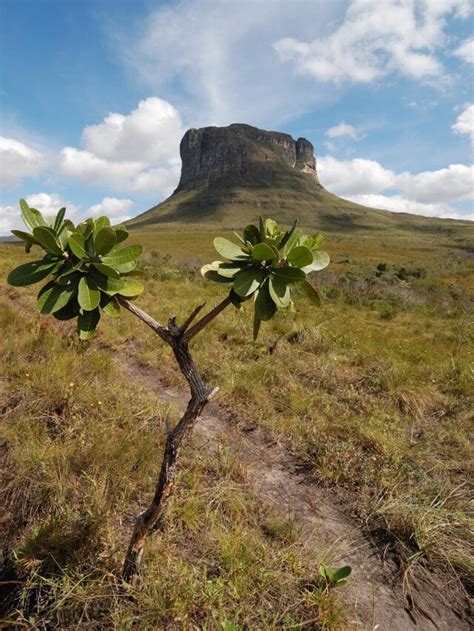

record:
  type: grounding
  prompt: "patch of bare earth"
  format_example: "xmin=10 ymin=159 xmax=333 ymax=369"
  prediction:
xmin=115 ymin=348 xmax=471 ymax=631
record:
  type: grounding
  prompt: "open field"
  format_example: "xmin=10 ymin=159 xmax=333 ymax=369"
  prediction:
xmin=1 ymin=224 xmax=473 ymax=628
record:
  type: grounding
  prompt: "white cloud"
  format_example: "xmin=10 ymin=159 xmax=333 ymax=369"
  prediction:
xmin=0 ymin=203 xmax=21 ymax=234
xmin=59 ymin=97 xmax=183 ymax=195
xmin=86 ymin=197 xmax=134 ymax=224
xmin=118 ymin=0 xmax=343 ymax=126
xmin=0 ymin=137 xmax=46 ymax=188
xmin=0 ymin=193 xmax=78 ymax=234
xmin=452 ymin=103 xmax=474 ymax=144
xmin=453 ymin=37 xmax=474 ymax=63
xmin=274 ymin=0 xmax=471 ymax=85
xmin=326 ymin=122 xmax=361 ymax=140
xmin=318 ymin=155 xmax=473 ymax=219
xmin=82 ymin=97 xmax=183 ymax=163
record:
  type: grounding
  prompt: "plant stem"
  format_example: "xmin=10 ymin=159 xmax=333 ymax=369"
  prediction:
xmin=117 ymin=294 xmax=231 ymax=583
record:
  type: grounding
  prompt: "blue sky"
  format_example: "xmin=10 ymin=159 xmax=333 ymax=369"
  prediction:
xmin=1 ymin=0 xmax=473 ymax=233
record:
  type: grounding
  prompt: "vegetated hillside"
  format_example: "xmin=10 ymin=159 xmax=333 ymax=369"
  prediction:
xmin=1 ymin=234 xmax=472 ymax=627
xmin=127 ymin=123 xmax=473 ymax=238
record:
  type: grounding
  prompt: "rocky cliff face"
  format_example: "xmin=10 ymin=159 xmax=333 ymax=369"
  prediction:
xmin=175 ymin=123 xmax=319 ymax=192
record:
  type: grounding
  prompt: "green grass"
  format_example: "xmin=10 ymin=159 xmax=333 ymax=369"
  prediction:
xmin=1 ymin=223 xmax=473 ymax=627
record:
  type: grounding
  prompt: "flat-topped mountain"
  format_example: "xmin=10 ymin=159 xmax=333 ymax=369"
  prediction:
xmin=128 ymin=123 xmax=472 ymax=234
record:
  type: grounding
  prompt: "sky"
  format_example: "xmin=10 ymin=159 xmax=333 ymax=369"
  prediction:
xmin=0 ymin=0 xmax=473 ymax=234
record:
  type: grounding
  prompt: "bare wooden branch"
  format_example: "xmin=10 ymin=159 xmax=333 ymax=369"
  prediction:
xmin=180 ymin=302 xmax=206 ymax=333
xmin=117 ymin=296 xmax=171 ymax=344
xmin=183 ymin=294 xmax=232 ymax=342
xmin=118 ymin=293 xmax=232 ymax=583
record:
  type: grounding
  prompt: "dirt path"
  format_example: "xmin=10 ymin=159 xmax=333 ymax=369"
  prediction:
xmin=113 ymin=349 xmax=470 ymax=631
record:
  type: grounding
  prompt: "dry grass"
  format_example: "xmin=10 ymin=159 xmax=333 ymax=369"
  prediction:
xmin=1 ymin=226 xmax=473 ymax=627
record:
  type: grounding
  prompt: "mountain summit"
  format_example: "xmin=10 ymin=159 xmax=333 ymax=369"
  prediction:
xmin=128 ymin=124 xmax=471 ymax=233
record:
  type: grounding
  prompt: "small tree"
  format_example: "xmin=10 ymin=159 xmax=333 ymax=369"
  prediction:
xmin=7 ymin=200 xmax=330 ymax=582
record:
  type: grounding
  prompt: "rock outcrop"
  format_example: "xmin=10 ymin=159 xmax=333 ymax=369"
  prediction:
xmin=175 ymin=123 xmax=319 ymax=192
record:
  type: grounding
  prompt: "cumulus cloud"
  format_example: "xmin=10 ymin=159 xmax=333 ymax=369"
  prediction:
xmin=0 ymin=137 xmax=46 ymax=188
xmin=59 ymin=97 xmax=183 ymax=195
xmin=0 ymin=193 xmax=78 ymax=234
xmin=318 ymin=155 xmax=473 ymax=220
xmin=325 ymin=122 xmax=361 ymax=140
xmin=118 ymin=0 xmax=343 ymax=126
xmin=452 ymin=103 xmax=474 ymax=144
xmin=453 ymin=37 xmax=474 ymax=63
xmin=274 ymin=0 xmax=471 ymax=84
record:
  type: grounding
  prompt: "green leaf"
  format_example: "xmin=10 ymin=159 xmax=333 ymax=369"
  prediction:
xmin=302 ymin=280 xmax=321 ymax=306
xmin=280 ymin=220 xmax=298 ymax=250
xmin=11 ymin=229 xmax=38 ymax=245
xmin=89 ymin=268 xmax=125 ymax=294
xmin=269 ymin=275 xmax=290 ymax=308
xmin=216 ymin=261 xmax=250 ymax=278
xmin=251 ymin=243 xmax=277 ymax=262
xmin=32 ymin=226 xmax=63 ymax=255
xmin=283 ymin=228 xmax=301 ymax=257
xmin=53 ymin=207 xmax=66 ymax=234
xmin=37 ymin=281 xmax=76 ymax=314
xmin=332 ymin=566 xmax=352 ymax=583
xmin=102 ymin=244 xmax=143 ymax=267
xmin=243 ymin=224 xmax=261 ymax=245
xmin=255 ymin=283 xmax=276 ymax=321
xmin=287 ymin=245 xmax=313 ymax=268
xmin=100 ymin=294 xmax=121 ymax=317
xmin=78 ymin=276 xmax=100 ymax=311
xmin=115 ymin=228 xmax=129 ymax=244
xmin=302 ymin=250 xmax=330 ymax=273
xmin=78 ymin=308 xmax=100 ymax=340
xmin=7 ymin=260 xmax=57 ymax=287
xmin=94 ymin=227 xmax=117 ymax=255
xmin=213 ymin=237 xmax=248 ymax=261
xmin=20 ymin=199 xmax=47 ymax=231
xmin=92 ymin=263 xmax=120 ymax=278
xmin=69 ymin=232 xmax=88 ymax=259
xmin=117 ymin=279 xmax=144 ymax=298
xmin=53 ymin=300 xmax=80 ymax=321
xmin=56 ymin=269 xmax=81 ymax=286
xmin=229 ymin=289 xmax=245 ymax=309
xmin=271 ymin=267 xmax=305 ymax=283
xmin=233 ymin=268 xmax=265 ymax=297
xmin=93 ymin=216 xmax=110 ymax=233
xmin=201 ymin=267 xmax=234 ymax=283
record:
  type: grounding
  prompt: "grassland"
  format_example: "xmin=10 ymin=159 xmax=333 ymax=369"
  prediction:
xmin=1 ymin=222 xmax=472 ymax=628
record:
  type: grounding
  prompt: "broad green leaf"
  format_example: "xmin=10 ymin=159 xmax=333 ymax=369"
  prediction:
xmin=112 ymin=261 xmax=137 ymax=273
xmin=37 ymin=281 xmax=76 ymax=314
xmin=251 ymin=243 xmax=276 ymax=262
xmin=302 ymin=250 xmax=330 ymax=273
xmin=302 ymin=280 xmax=321 ymax=306
xmin=283 ymin=228 xmax=301 ymax=257
xmin=332 ymin=566 xmax=352 ymax=583
xmin=94 ymin=227 xmax=117 ymax=255
xmin=269 ymin=275 xmax=291 ymax=308
xmin=258 ymin=216 xmax=265 ymax=241
xmin=124 ymin=269 xmax=148 ymax=278
xmin=78 ymin=276 xmax=100 ymax=311
xmin=255 ymin=283 xmax=276 ymax=321
xmin=280 ymin=220 xmax=298 ymax=250
xmin=243 ymin=224 xmax=260 ymax=245
xmin=271 ymin=267 xmax=305 ymax=283
xmin=11 ymin=230 xmax=38 ymax=245
xmin=216 ymin=261 xmax=250 ymax=278
xmin=229 ymin=289 xmax=244 ymax=309
xmin=53 ymin=207 xmax=66 ymax=233
xmin=233 ymin=268 xmax=265 ymax=297
xmin=201 ymin=265 xmax=234 ymax=283
xmin=118 ymin=279 xmax=144 ymax=297
xmin=7 ymin=260 xmax=57 ymax=287
xmin=93 ymin=262 xmax=120 ymax=278
xmin=115 ymin=228 xmax=129 ymax=244
xmin=213 ymin=237 xmax=248 ymax=261
xmin=56 ymin=269 xmax=81 ymax=286
xmin=78 ymin=308 xmax=100 ymax=340
xmin=102 ymin=244 xmax=143 ymax=267
xmin=93 ymin=216 xmax=110 ymax=233
xmin=89 ymin=268 xmax=125 ymax=294
xmin=69 ymin=232 xmax=88 ymax=259
xmin=287 ymin=245 xmax=313 ymax=268
xmin=100 ymin=294 xmax=121 ymax=316
xmin=53 ymin=300 xmax=80 ymax=321
xmin=33 ymin=226 xmax=63 ymax=255
xmin=20 ymin=199 xmax=47 ymax=231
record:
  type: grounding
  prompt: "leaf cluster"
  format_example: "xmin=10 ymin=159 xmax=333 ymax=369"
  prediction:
xmin=201 ymin=217 xmax=330 ymax=338
xmin=319 ymin=564 xmax=352 ymax=588
xmin=7 ymin=199 xmax=145 ymax=339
